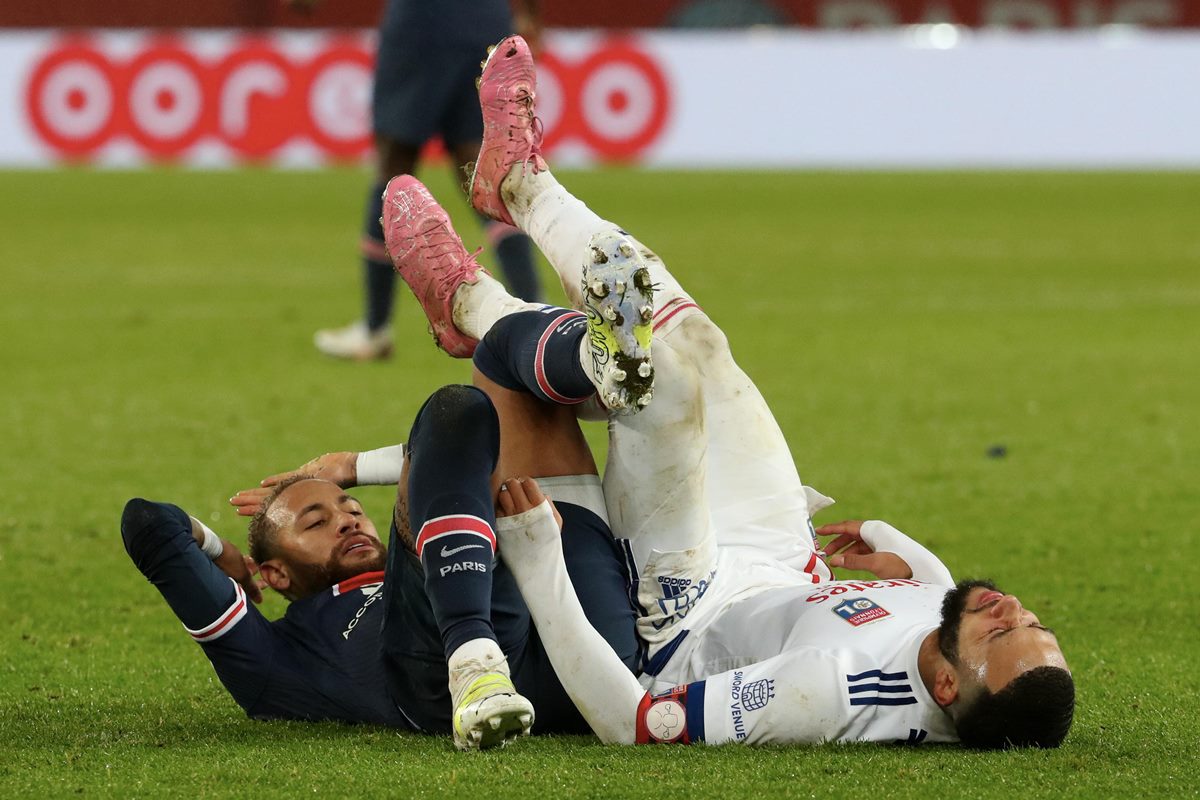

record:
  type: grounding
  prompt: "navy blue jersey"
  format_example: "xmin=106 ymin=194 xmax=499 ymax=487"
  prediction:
xmin=122 ymin=496 xmax=639 ymax=734
xmin=121 ymin=499 xmax=419 ymax=728
xmin=372 ymin=0 xmax=515 ymax=142
xmin=382 ymin=0 xmax=512 ymax=47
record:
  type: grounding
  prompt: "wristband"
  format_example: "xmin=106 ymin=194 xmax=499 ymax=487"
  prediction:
xmin=355 ymin=444 xmax=406 ymax=486
xmin=191 ymin=517 xmax=225 ymax=560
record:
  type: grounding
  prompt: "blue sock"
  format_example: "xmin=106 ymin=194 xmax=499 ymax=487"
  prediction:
xmin=484 ymin=217 xmax=543 ymax=303
xmin=362 ymin=180 xmax=394 ymax=332
xmin=406 ymin=385 xmax=500 ymax=658
xmin=473 ymin=309 xmax=594 ymax=405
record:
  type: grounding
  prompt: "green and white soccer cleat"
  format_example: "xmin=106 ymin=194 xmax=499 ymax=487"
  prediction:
xmin=581 ymin=230 xmax=655 ymax=415
xmin=451 ymin=671 xmax=534 ymax=751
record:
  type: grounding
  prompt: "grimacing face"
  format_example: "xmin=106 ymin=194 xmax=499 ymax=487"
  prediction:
xmin=949 ymin=584 xmax=1068 ymax=694
xmin=264 ymin=478 xmax=387 ymax=598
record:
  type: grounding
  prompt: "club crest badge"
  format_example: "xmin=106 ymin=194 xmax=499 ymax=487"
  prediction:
xmin=833 ymin=597 xmax=890 ymax=627
xmin=741 ymin=679 xmax=775 ymax=712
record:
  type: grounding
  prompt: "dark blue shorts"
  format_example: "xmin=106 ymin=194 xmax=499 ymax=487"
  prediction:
xmin=372 ymin=0 xmax=511 ymax=146
xmin=380 ymin=499 xmax=640 ymax=734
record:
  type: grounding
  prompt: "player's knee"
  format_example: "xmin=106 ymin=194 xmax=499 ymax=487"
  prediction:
xmin=418 ymin=385 xmax=499 ymax=448
xmin=678 ymin=313 xmax=730 ymax=358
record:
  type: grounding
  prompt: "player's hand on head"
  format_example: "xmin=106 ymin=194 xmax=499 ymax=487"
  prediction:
xmin=817 ymin=520 xmax=913 ymax=580
xmin=259 ymin=451 xmax=358 ymax=490
xmin=229 ymin=486 xmax=272 ymax=517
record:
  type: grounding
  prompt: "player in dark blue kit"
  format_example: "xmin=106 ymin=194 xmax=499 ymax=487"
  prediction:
xmin=123 ymin=365 xmax=639 ymax=749
xmin=314 ymin=0 xmax=545 ymax=360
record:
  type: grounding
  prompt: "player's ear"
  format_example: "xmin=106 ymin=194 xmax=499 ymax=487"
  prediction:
xmin=258 ymin=560 xmax=290 ymax=594
xmin=933 ymin=664 xmax=959 ymax=707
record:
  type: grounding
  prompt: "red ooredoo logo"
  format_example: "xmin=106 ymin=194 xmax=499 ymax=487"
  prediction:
xmin=24 ymin=34 xmax=671 ymax=164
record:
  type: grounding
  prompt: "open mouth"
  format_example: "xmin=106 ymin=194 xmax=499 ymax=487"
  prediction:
xmin=342 ymin=537 xmax=375 ymax=557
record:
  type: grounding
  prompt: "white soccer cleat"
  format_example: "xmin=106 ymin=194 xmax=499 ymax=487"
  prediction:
xmin=449 ymin=652 xmax=534 ymax=751
xmin=313 ymin=320 xmax=393 ymax=361
xmin=581 ymin=230 xmax=654 ymax=415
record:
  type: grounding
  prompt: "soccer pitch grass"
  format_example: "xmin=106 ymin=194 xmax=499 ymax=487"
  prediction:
xmin=1 ymin=167 xmax=1197 ymax=798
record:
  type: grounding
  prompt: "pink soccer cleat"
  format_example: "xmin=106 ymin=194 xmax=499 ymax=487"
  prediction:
xmin=468 ymin=35 xmax=546 ymax=226
xmin=381 ymin=175 xmax=486 ymax=358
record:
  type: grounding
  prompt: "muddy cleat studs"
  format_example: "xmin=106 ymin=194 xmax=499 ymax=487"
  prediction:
xmin=581 ymin=230 xmax=655 ymax=415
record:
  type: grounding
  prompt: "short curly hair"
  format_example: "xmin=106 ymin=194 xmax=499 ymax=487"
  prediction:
xmin=246 ymin=473 xmax=314 ymax=565
xmin=954 ymin=665 xmax=1076 ymax=748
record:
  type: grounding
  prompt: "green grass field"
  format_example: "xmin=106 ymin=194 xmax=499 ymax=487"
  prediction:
xmin=1 ymin=168 xmax=1197 ymax=798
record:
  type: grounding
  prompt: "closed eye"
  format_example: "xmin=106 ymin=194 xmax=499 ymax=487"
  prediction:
xmin=988 ymin=623 xmax=1054 ymax=642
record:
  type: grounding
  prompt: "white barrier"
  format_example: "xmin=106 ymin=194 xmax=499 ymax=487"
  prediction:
xmin=3 ymin=28 xmax=1199 ymax=168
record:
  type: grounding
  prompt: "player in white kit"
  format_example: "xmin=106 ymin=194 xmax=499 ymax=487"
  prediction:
xmin=382 ymin=35 xmax=1075 ymax=749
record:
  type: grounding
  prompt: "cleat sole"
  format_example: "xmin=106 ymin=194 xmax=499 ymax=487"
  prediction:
xmin=582 ymin=231 xmax=655 ymax=415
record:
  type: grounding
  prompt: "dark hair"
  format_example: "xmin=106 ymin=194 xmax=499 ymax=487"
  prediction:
xmin=954 ymin=665 xmax=1075 ymax=749
xmin=246 ymin=473 xmax=314 ymax=565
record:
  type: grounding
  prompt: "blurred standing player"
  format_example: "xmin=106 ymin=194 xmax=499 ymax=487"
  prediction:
xmin=314 ymin=0 xmax=545 ymax=360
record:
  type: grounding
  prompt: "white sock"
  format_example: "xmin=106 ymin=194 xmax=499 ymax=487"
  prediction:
xmin=502 ymin=167 xmax=616 ymax=308
xmin=452 ymin=274 xmax=543 ymax=341
xmin=502 ymin=166 xmax=694 ymax=315
xmin=495 ymin=500 xmax=644 ymax=744
xmin=447 ymin=637 xmax=509 ymax=701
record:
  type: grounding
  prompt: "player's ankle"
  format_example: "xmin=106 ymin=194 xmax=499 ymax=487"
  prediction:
xmin=501 ymin=164 xmax=556 ymax=225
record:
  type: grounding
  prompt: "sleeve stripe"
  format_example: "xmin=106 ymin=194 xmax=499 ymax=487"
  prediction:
xmin=184 ymin=579 xmax=248 ymax=643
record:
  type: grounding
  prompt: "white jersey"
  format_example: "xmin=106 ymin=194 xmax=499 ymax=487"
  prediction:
xmin=639 ymin=564 xmax=958 ymax=746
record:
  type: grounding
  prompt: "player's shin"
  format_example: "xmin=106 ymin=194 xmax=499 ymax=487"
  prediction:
xmin=407 ymin=386 xmax=502 ymax=658
xmin=496 ymin=499 xmax=644 ymax=744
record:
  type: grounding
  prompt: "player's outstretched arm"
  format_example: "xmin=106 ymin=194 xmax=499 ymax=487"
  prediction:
xmin=229 ymin=446 xmax=406 ymax=517
xmin=495 ymin=477 xmax=644 ymax=744
xmin=818 ymin=520 xmax=954 ymax=586
xmin=122 ymin=498 xmax=263 ymax=622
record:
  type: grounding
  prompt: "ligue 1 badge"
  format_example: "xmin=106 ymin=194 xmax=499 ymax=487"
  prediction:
xmin=833 ymin=597 xmax=890 ymax=627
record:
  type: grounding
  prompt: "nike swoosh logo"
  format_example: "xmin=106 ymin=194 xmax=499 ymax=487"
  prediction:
xmin=440 ymin=543 xmax=485 ymax=557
